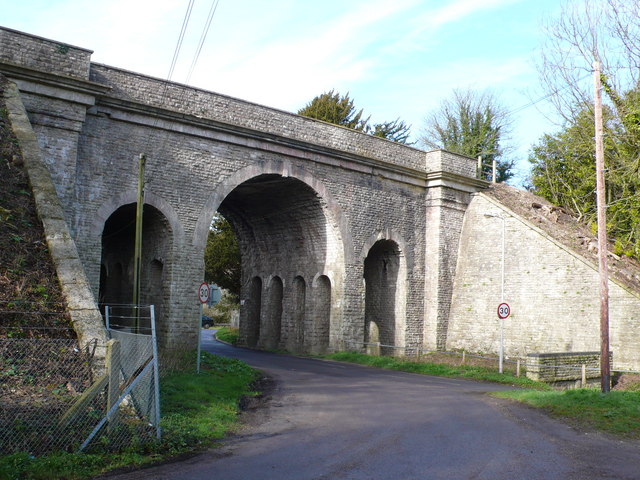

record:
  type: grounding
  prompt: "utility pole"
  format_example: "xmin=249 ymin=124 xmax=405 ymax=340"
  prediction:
xmin=132 ymin=153 xmax=146 ymax=332
xmin=593 ymin=61 xmax=610 ymax=393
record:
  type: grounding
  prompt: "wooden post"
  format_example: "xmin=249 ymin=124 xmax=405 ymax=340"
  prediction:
xmin=593 ymin=61 xmax=610 ymax=393
xmin=106 ymin=339 xmax=121 ymax=429
xmin=492 ymin=159 xmax=497 ymax=183
xmin=582 ymin=364 xmax=587 ymax=388
xmin=516 ymin=359 xmax=521 ymax=377
xmin=132 ymin=153 xmax=146 ymax=332
xmin=461 ymin=350 xmax=466 ymax=364
xmin=477 ymin=156 xmax=482 ymax=178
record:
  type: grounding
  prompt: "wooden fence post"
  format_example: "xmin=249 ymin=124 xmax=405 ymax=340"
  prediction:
xmin=106 ymin=339 xmax=121 ymax=429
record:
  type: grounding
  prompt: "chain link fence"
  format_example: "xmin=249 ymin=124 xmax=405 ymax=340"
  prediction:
xmin=0 ymin=304 xmax=160 ymax=455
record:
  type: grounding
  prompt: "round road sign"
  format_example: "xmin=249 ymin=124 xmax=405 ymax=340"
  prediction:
xmin=198 ymin=282 xmax=210 ymax=304
xmin=497 ymin=302 xmax=511 ymax=319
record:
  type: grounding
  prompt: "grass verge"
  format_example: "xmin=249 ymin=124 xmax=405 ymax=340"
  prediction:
xmin=322 ymin=352 xmax=548 ymax=389
xmin=492 ymin=389 xmax=640 ymax=439
xmin=0 ymin=352 xmax=260 ymax=480
xmin=215 ymin=326 xmax=239 ymax=345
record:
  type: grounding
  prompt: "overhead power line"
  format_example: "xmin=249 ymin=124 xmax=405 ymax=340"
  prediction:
xmin=185 ymin=0 xmax=221 ymax=84
xmin=507 ymin=73 xmax=592 ymax=117
xmin=167 ymin=0 xmax=196 ymax=81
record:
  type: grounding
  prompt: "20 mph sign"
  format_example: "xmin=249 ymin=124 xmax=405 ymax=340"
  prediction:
xmin=497 ymin=302 xmax=511 ymax=319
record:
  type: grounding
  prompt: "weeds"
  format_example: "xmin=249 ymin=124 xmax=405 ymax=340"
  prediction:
xmin=215 ymin=326 xmax=239 ymax=345
xmin=0 ymin=352 xmax=259 ymax=479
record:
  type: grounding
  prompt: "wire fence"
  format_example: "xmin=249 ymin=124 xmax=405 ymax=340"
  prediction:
xmin=0 ymin=304 xmax=161 ymax=456
xmin=345 ymin=340 xmax=640 ymax=379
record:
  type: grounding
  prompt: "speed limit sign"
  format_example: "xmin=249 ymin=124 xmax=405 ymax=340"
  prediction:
xmin=198 ymin=282 xmax=210 ymax=304
xmin=497 ymin=302 xmax=511 ymax=319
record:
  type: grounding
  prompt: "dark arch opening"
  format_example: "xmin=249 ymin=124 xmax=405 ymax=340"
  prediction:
xmin=215 ymin=174 xmax=342 ymax=351
xmin=364 ymin=240 xmax=400 ymax=355
xmin=262 ymin=276 xmax=283 ymax=350
xmin=290 ymin=276 xmax=306 ymax=351
xmin=245 ymin=276 xmax=262 ymax=347
xmin=313 ymin=275 xmax=331 ymax=354
xmin=99 ymin=203 xmax=172 ymax=336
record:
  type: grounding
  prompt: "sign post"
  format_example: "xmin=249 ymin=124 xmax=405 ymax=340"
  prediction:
xmin=497 ymin=302 xmax=510 ymax=373
xmin=197 ymin=282 xmax=210 ymax=374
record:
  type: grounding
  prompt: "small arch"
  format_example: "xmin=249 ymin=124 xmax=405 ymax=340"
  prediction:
xmin=245 ymin=276 xmax=262 ymax=347
xmin=99 ymin=203 xmax=172 ymax=336
xmin=94 ymin=190 xmax=184 ymax=246
xmin=363 ymin=239 xmax=405 ymax=355
xmin=312 ymin=275 xmax=332 ymax=354
xmin=291 ymin=276 xmax=306 ymax=351
xmin=261 ymin=276 xmax=283 ymax=350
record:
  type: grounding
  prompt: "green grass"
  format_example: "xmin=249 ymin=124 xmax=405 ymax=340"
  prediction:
xmin=215 ymin=326 xmax=239 ymax=345
xmin=0 ymin=352 xmax=259 ymax=480
xmin=493 ymin=389 xmax=640 ymax=438
xmin=322 ymin=351 xmax=549 ymax=389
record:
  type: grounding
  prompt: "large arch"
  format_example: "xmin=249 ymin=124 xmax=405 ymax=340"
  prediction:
xmin=193 ymin=160 xmax=353 ymax=263
xmin=202 ymin=170 xmax=346 ymax=353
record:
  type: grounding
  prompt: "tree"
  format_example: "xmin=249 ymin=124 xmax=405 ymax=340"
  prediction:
xmin=421 ymin=89 xmax=514 ymax=182
xmin=369 ymin=118 xmax=412 ymax=144
xmin=204 ymin=214 xmax=241 ymax=298
xmin=529 ymin=0 xmax=640 ymax=258
xmin=298 ymin=90 xmax=413 ymax=144
xmin=298 ymin=90 xmax=369 ymax=131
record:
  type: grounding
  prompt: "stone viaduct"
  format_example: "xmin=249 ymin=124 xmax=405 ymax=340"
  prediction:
xmin=0 ymin=26 xmax=485 ymax=355
xmin=3 ymin=26 xmax=640 ymax=370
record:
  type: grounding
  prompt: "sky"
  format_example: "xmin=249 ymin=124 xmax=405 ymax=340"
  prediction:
xmin=2 ymin=0 xmax=565 ymax=186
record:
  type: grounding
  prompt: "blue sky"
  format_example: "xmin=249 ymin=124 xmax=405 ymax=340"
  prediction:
xmin=3 ymin=0 xmax=565 ymax=185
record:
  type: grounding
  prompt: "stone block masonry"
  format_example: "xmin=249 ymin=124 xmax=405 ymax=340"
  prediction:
xmin=447 ymin=191 xmax=640 ymax=371
xmin=526 ymin=351 xmax=612 ymax=384
xmin=0 ymin=26 xmax=487 ymax=358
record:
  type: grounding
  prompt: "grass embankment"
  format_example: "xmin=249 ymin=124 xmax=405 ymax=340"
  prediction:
xmin=493 ymin=389 xmax=640 ymax=438
xmin=323 ymin=352 xmax=640 ymax=439
xmin=0 ymin=352 xmax=259 ymax=480
xmin=215 ymin=326 xmax=239 ymax=345
xmin=323 ymin=352 xmax=547 ymax=389
xmin=0 ymin=77 xmax=70 ymax=332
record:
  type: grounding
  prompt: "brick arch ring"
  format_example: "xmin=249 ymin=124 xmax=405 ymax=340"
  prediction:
xmin=93 ymin=190 xmax=185 ymax=244
xmin=358 ymin=229 xmax=412 ymax=272
xmin=192 ymin=159 xmax=355 ymax=264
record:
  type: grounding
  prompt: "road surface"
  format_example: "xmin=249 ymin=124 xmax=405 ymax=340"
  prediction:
xmin=106 ymin=330 xmax=640 ymax=479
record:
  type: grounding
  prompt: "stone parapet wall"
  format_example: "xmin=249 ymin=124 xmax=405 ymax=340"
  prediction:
xmin=0 ymin=27 xmax=91 ymax=80
xmin=526 ymin=351 xmax=611 ymax=382
xmin=89 ymin=64 xmax=430 ymax=173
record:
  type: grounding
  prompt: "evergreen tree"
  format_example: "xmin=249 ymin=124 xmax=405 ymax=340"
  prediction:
xmin=298 ymin=90 xmax=413 ymax=144
xmin=298 ymin=90 xmax=369 ymax=131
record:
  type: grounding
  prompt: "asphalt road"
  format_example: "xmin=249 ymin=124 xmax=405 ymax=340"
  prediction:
xmin=106 ymin=331 xmax=640 ymax=480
